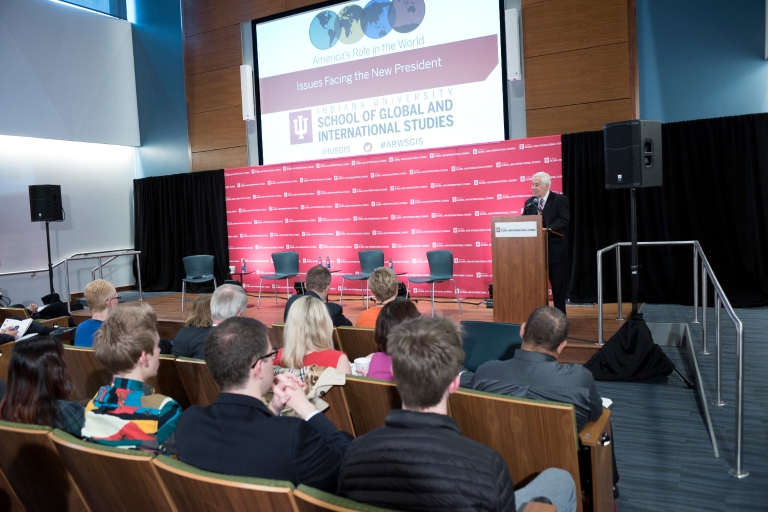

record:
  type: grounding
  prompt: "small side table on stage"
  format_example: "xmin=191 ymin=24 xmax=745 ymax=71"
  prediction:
xmin=231 ymin=271 xmax=254 ymax=285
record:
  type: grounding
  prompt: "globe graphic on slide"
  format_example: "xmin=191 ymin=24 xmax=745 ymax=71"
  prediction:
xmin=309 ymin=10 xmax=341 ymax=50
xmin=392 ymin=0 xmax=425 ymax=33
xmin=362 ymin=0 xmax=396 ymax=39
xmin=338 ymin=4 xmax=364 ymax=44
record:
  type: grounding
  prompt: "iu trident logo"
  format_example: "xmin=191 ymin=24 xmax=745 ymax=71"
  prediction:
xmin=289 ymin=110 xmax=313 ymax=145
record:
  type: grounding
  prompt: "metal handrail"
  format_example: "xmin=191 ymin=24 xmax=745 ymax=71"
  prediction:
xmin=596 ymin=240 xmax=747 ymax=478
xmin=0 ymin=248 xmax=137 ymax=278
xmin=64 ymin=251 xmax=143 ymax=312
xmin=0 ymin=248 xmax=142 ymax=312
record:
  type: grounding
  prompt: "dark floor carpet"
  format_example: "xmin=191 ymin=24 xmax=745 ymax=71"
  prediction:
xmin=599 ymin=304 xmax=768 ymax=511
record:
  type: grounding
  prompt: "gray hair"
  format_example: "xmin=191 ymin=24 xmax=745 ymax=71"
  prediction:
xmin=532 ymin=172 xmax=551 ymax=186
xmin=210 ymin=284 xmax=248 ymax=322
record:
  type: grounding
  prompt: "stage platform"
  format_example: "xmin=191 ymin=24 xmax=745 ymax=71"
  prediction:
xmin=70 ymin=293 xmax=633 ymax=364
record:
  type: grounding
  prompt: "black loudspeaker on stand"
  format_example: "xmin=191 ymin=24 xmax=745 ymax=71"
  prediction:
xmin=597 ymin=122 xmax=692 ymax=387
xmin=28 ymin=185 xmax=64 ymax=296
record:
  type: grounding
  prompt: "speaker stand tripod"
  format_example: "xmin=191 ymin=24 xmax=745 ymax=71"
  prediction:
xmin=44 ymin=220 xmax=55 ymax=296
xmin=629 ymin=188 xmax=693 ymax=388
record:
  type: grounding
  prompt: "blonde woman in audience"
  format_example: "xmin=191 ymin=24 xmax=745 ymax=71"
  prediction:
xmin=355 ymin=267 xmax=399 ymax=327
xmin=275 ymin=295 xmax=351 ymax=374
xmin=74 ymin=279 xmax=118 ymax=347
xmin=172 ymin=294 xmax=213 ymax=357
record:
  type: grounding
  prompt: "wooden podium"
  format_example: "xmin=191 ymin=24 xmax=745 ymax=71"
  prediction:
xmin=491 ymin=216 xmax=549 ymax=324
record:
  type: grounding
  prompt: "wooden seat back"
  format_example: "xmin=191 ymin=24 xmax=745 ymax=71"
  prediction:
xmin=152 ymin=456 xmax=298 ymax=512
xmin=147 ymin=356 xmax=191 ymax=409
xmin=318 ymin=384 xmax=355 ymax=437
xmin=271 ymin=322 xmax=285 ymax=348
xmin=0 ymin=464 xmax=25 ymax=512
xmin=0 ymin=420 xmax=88 ymax=512
xmin=342 ymin=376 xmax=401 ymax=437
xmin=0 ymin=308 xmax=29 ymax=321
xmin=64 ymin=345 xmax=112 ymax=402
xmin=0 ymin=342 xmax=14 ymax=382
xmin=174 ymin=357 xmax=221 ymax=406
xmin=294 ymin=484 xmax=395 ymax=512
xmin=449 ymin=389 xmax=584 ymax=511
xmin=49 ymin=429 xmax=177 ymax=512
xmin=335 ymin=327 xmax=377 ymax=362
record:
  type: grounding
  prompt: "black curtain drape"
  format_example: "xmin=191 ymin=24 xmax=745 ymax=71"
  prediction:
xmin=563 ymin=113 xmax=768 ymax=308
xmin=133 ymin=170 xmax=229 ymax=292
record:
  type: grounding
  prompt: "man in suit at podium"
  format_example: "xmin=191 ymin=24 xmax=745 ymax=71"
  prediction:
xmin=522 ymin=172 xmax=569 ymax=315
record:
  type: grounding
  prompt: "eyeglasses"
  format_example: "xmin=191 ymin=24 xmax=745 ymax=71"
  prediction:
xmin=251 ymin=348 xmax=279 ymax=368
xmin=107 ymin=295 xmax=121 ymax=302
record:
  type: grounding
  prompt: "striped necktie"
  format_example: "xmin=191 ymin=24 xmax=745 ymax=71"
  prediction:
xmin=538 ymin=198 xmax=544 ymax=215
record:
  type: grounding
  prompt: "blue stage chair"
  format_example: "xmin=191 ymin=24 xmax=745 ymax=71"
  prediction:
xmin=181 ymin=255 xmax=216 ymax=311
xmin=258 ymin=251 xmax=299 ymax=308
xmin=340 ymin=250 xmax=384 ymax=308
xmin=407 ymin=250 xmax=461 ymax=316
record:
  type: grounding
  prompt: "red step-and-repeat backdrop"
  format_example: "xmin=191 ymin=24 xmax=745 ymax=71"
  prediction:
xmin=225 ymin=135 xmax=562 ymax=299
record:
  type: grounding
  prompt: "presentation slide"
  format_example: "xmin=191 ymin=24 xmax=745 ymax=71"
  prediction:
xmin=255 ymin=0 xmax=506 ymax=165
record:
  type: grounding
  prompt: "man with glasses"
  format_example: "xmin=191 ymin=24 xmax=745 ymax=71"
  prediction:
xmin=74 ymin=279 xmax=119 ymax=347
xmin=522 ymin=171 xmax=570 ymax=315
xmin=175 ymin=316 xmax=350 ymax=492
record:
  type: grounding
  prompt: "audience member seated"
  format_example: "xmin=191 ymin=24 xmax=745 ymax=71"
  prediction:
xmin=355 ymin=267 xmax=400 ymax=327
xmin=363 ymin=300 xmax=420 ymax=381
xmin=470 ymin=306 xmax=620 ymax=494
xmin=82 ymin=303 xmax=181 ymax=454
xmin=175 ymin=317 xmax=351 ymax=492
xmin=0 ymin=379 xmax=5 ymax=403
xmin=337 ymin=315 xmax=577 ymax=512
xmin=470 ymin=306 xmax=601 ymax=431
xmin=171 ymin=294 xmax=212 ymax=355
xmin=276 ymin=295 xmax=351 ymax=374
xmin=11 ymin=300 xmax=70 ymax=321
xmin=284 ymin=266 xmax=352 ymax=327
xmin=74 ymin=279 xmax=118 ymax=347
xmin=173 ymin=284 xmax=247 ymax=359
xmin=0 ymin=335 xmax=84 ymax=436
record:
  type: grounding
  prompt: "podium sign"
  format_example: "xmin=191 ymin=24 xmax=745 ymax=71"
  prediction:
xmin=491 ymin=216 xmax=548 ymax=323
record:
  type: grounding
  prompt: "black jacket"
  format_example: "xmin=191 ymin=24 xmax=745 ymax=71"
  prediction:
xmin=176 ymin=393 xmax=350 ymax=492
xmin=171 ymin=326 xmax=212 ymax=359
xmin=337 ymin=409 xmax=515 ymax=511
xmin=283 ymin=290 xmax=352 ymax=327
xmin=522 ymin=192 xmax=569 ymax=263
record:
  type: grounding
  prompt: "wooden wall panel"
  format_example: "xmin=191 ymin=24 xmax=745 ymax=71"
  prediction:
xmin=189 ymin=106 xmax=246 ymax=152
xmin=183 ymin=0 xmax=286 ymax=37
xmin=526 ymin=99 xmax=631 ymax=137
xmin=523 ymin=0 xmax=629 ymax=57
xmin=188 ymin=66 xmax=242 ymax=114
xmin=191 ymin=146 xmax=248 ymax=172
xmin=524 ymin=43 xmax=631 ymax=110
xmin=184 ymin=24 xmax=242 ymax=76
xmin=286 ymin=0 xmax=324 ymax=9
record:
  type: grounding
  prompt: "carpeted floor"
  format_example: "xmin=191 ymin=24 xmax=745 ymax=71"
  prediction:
xmin=600 ymin=304 xmax=767 ymax=511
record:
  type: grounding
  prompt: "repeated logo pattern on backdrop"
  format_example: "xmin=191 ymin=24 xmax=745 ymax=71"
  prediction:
xmin=225 ymin=135 xmax=562 ymax=298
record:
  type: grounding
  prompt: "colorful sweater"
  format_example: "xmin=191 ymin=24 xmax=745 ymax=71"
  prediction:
xmin=82 ymin=377 xmax=181 ymax=454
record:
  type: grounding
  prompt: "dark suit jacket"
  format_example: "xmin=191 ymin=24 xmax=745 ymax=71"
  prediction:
xmin=175 ymin=393 xmax=350 ymax=492
xmin=171 ymin=326 xmax=212 ymax=359
xmin=523 ymin=191 xmax=570 ymax=263
xmin=283 ymin=290 xmax=352 ymax=327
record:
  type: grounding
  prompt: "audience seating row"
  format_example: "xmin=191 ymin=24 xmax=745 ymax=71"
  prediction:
xmin=1 ymin=324 xmax=599 ymax=512
xmin=272 ymin=323 xmax=522 ymax=372
xmin=0 ymin=421 xmax=399 ymax=512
